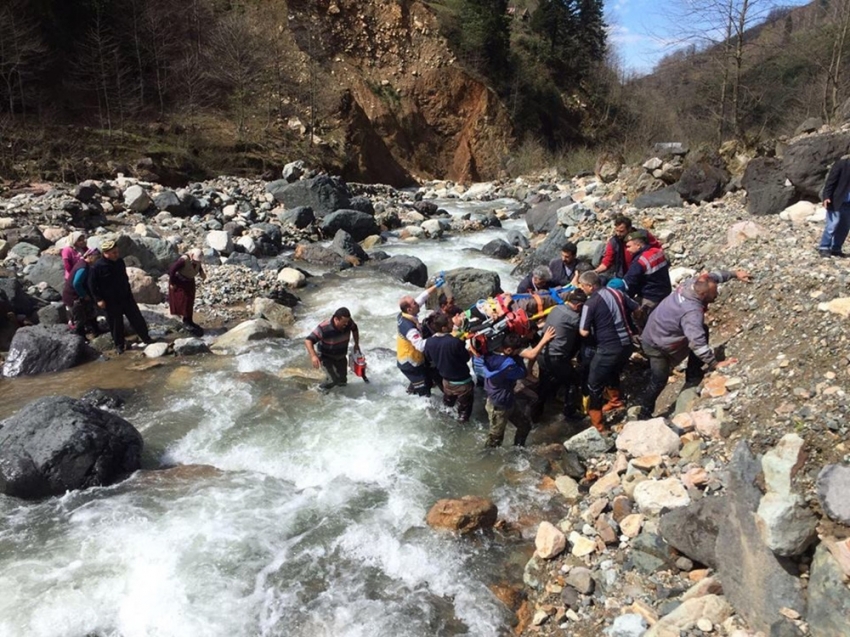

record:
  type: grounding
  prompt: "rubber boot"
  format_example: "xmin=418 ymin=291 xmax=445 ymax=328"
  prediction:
xmin=601 ymin=388 xmax=625 ymax=413
xmin=588 ymin=409 xmax=605 ymax=433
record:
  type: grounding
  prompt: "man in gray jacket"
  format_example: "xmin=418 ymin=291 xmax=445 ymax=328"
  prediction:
xmin=636 ymin=269 xmax=750 ymax=419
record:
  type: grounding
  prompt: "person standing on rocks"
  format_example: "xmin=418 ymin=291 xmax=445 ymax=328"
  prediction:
xmin=516 ymin=265 xmax=553 ymax=294
xmin=397 ymin=277 xmax=445 ymax=396
xmin=533 ymin=289 xmax=587 ymax=422
xmin=168 ymin=248 xmax=206 ymax=336
xmin=636 ymin=269 xmax=750 ymax=419
xmin=305 ymin=307 xmax=360 ymax=392
xmin=62 ymin=248 xmax=101 ymax=338
xmin=472 ymin=328 xmax=555 ymax=447
xmin=89 ymin=239 xmax=153 ymax=354
xmin=577 ymin=271 xmax=638 ymax=431
xmin=819 ymin=155 xmax=850 ymax=257
xmin=595 ymin=214 xmax=661 ymax=279
xmin=61 ymin=231 xmax=87 ymax=280
xmin=622 ymin=229 xmax=672 ymax=321
xmin=424 ymin=313 xmax=474 ymax=422
xmin=548 ymin=242 xmax=579 ymax=287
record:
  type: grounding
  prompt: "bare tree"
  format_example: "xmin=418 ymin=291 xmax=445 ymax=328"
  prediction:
xmin=0 ymin=0 xmax=45 ymax=117
xmin=822 ymin=0 xmax=850 ymax=122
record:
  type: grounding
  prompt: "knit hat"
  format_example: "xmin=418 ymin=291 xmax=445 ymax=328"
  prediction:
xmin=99 ymin=239 xmax=116 ymax=251
xmin=83 ymin=248 xmax=100 ymax=258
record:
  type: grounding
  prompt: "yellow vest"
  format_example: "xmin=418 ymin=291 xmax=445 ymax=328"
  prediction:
xmin=396 ymin=312 xmax=425 ymax=366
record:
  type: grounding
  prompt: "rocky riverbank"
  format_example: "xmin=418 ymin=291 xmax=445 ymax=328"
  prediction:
xmin=1 ymin=133 xmax=850 ymax=636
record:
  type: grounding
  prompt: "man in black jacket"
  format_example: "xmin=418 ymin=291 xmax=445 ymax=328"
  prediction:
xmin=423 ymin=313 xmax=474 ymax=421
xmin=90 ymin=239 xmax=153 ymax=353
xmin=820 ymin=155 xmax=850 ymax=257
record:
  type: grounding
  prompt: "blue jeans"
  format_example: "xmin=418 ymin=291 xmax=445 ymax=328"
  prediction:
xmin=819 ymin=202 xmax=850 ymax=253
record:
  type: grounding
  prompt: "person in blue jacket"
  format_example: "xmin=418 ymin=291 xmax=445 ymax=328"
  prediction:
xmin=61 ymin=247 xmax=101 ymax=337
xmin=473 ymin=327 xmax=555 ymax=448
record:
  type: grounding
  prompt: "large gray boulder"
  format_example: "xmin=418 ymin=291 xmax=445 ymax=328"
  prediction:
xmin=658 ymin=496 xmax=726 ymax=568
xmin=293 ymin=243 xmax=351 ymax=269
xmin=266 ymin=175 xmax=351 ymax=217
xmin=25 ymin=254 xmax=65 ymax=292
xmin=782 ymin=131 xmax=850 ymax=200
xmin=742 ymin=157 xmax=797 ymax=215
xmin=2 ymin=325 xmax=98 ymax=377
xmin=511 ymin=225 xmax=567 ymax=277
xmin=714 ymin=442 xmax=806 ymax=634
xmin=481 ymin=239 xmax=518 ymax=259
xmin=153 ymin=189 xmax=189 ymax=216
xmin=675 ymin=161 xmax=730 ymax=203
xmin=0 ymin=396 xmax=143 ymax=499
xmin=525 ymin=198 xmax=567 ymax=234
xmin=4 ymin=225 xmax=50 ymax=251
xmin=817 ymin=463 xmax=850 ymax=524
xmin=634 ymin=185 xmax=684 ymax=209
xmin=109 ymin=234 xmax=179 ymax=276
xmin=443 ymin=268 xmax=501 ymax=310
xmin=372 ymin=255 xmax=428 ymax=287
xmin=320 ymin=210 xmax=380 ymax=242
xmin=331 ymin=229 xmax=369 ymax=263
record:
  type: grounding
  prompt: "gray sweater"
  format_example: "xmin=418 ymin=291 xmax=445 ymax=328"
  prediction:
xmin=641 ymin=271 xmax=734 ymax=365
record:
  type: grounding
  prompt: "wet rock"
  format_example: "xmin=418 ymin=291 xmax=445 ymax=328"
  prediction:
xmin=481 ymin=239 xmax=518 ymax=259
xmin=633 ymin=477 xmax=691 ymax=514
xmin=807 ymin=539 xmax=850 ymax=637
xmin=173 ymin=337 xmax=209 ymax=356
xmin=658 ymin=496 xmax=725 ymax=568
xmin=564 ymin=427 xmax=612 ymax=460
xmin=506 ymin=229 xmax=530 ymax=249
xmin=816 ymin=463 xmax=850 ymax=524
xmin=2 ymin=325 xmax=97 ymax=377
xmin=715 ymin=442 xmax=806 ymax=634
xmin=36 ymin=303 xmax=66 ymax=326
xmin=443 ymin=268 xmax=501 ymax=310
xmin=331 ymin=229 xmax=369 ymax=263
xmin=277 ymin=267 xmax=307 ymax=288
xmin=0 ymin=396 xmax=143 ymax=499
xmin=425 ymin=495 xmax=498 ymax=535
xmin=535 ymin=521 xmax=566 ymax=559
xmin=616 ymin=418 xmax=681 ymax=457
xmin=321 ymin=209 xmax=380 ymax=242
xmin=210 ymin=319 xmax=285 ymax=352
xmin=144 ymin=342 xmax=170 ymax=358
xmin=251 ymin=298 xmax=295 ymax=333
xmin=371 ymin=255 xmax=428 ymax=287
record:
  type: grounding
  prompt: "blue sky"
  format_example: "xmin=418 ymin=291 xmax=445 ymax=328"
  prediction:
xmin=607 ymin=0 xmax=811 ymax=77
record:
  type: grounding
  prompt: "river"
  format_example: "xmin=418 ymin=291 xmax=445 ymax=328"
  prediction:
xmin=0 ymin=204 xmax=567 ymax=637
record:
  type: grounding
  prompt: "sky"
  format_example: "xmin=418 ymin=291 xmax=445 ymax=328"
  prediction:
xmin=607 ymin=0 xmax=811 ymax=77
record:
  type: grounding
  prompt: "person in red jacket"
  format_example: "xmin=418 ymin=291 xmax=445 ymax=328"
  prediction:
xmin=595 ymin=214 xmax=661 ymax=279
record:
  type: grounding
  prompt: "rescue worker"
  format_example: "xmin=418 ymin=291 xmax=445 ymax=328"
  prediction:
xmin=397 ymin=277 xmax=444 ymax=396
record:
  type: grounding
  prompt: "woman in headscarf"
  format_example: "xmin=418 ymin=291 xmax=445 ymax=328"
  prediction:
xmin=168 ymin=248 xmax=206 ymax=335
xmin=61 ymin=231 xmax=87 ymax=280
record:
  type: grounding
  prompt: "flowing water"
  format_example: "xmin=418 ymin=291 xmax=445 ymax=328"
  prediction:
xmin=0 ymin=207 xmax=564 ymax=637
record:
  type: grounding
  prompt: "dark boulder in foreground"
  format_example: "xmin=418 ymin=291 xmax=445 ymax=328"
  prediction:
xmin=2 ymin=325 xmax=98 ymax=377
xmin=0 ymin=396 xmax=143 ymax=499
xmin=320 ymin=209 xmax=380 ymax=242
xmin=481 ymin=238 xmax=518 ymax=259
xmin=742 ymin=157 xmax=796 ymax=216
xmin=266 ymin=175 xmax=351 ymax=217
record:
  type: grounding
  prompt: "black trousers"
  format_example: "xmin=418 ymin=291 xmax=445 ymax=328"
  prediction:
xmin=105 ymin=297 xmax=151 ymax=350
xmin=536 ymin=354 xmax=579 ymax=417
xmin=586 ymin=345 xmax=632 ymax=411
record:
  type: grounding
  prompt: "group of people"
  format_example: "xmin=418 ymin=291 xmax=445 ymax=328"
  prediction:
xmin=59 ymin=232 xmax=207 ymax=353
xmin=305 ymin=214 xmax=750 ymax=449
